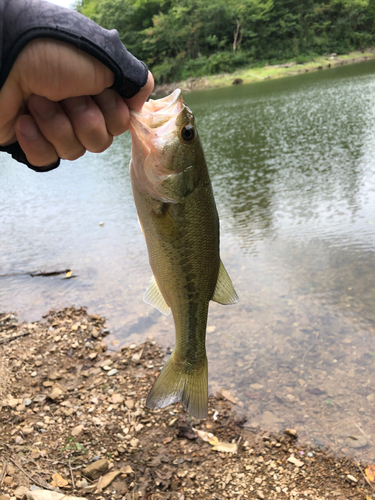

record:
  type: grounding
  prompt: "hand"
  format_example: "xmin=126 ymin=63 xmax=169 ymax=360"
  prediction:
xmin=0 ymin=38 xmax=154 ymax=168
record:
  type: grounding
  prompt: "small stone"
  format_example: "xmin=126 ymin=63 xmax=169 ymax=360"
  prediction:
xmin=23 ymin=398 xmax=32 ymax=406
xmin=82 ymin=458 xmax=109 ymax=480
xmin=14 ymin=486 xmax=29 ymax=499
xmin=125 ymin=399 xmax=134 ymax=410
xmin=347 ymin=474 xmax=358 ymax=483
xmin=26 ymin=492 xmax=86 ymax=500
xmin=0 ymin=495 xmax=11 ymax=500
xmin=257 ymin=491 xmax=265 ymax=499
xmin=110 ymin=394 xmax=124 ymax=404
xmin=76 ymin=479 xmax=88 ymax=489
xmin=250 ymin=383 xmax=264 ymax=390
xmin=30 ymin=371 xmax=37 ymax=377
xmin=15 ymin=435 xmax=24 ymax=444
xmin=107 ymin=369 xmax=117 ymax=376
xmin=130 ymin=438 xmax=139 ymax=447
xmin=285 ymin=428 xmax=298 ymax=438
xmin=288 ymin=455 xmax=304 ymax=467
xmin=49 ymin=387 xmax=63 ymax=401
xmin=207 ymin=326 xmax=216 ymax=333
xmin=71 ymin=425 xmax=84 ymax=437
xmin=23 ymin=427 xmax=34 ymax=435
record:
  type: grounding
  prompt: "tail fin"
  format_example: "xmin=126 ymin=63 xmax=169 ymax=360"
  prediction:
xmin=146 ymin=354 xmax=208 ymax=419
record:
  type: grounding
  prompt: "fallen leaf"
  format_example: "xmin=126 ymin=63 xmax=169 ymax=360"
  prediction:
xmin=193 ymin=428 xmax=219 ymax=445
xmin=212 ymin=441 xmax=238 ymax=453
xmin=220 ymin=388 xmax=240 ymax=405
xmin=97 ymin=470 xmax=122 ymax=491
xmin=365 ymin=465 xmax=375 ymax=482
xmin=51 ymin=472 xmax=69 ymax=487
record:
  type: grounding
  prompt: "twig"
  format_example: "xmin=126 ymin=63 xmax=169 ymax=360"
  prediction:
xmin=0 ymin=331 xmax=30 ymax=345
xmin=8 ymin=457 xmax=59 ymax=492
xmin=301 ymin=344 xmax=313 ymax=365
xmin=354 ymin=459 xmax=375 ymax=492
xmin=68 ymin=460 xmax=75 ymax=489
xmin=0 ymin=461 xmax=8 ymax=487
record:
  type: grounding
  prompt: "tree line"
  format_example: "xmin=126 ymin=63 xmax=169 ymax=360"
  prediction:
xmin=74 ymin=0 xmax=375 ymax=83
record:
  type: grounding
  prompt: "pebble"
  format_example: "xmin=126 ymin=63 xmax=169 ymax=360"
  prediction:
xmin=23 ymin=398 xmax=32 ymax=406
xmin=347 ymin=474 xmax=358 ymax=483
xmin=14 ymin=486 xmax=29 ymax=499
xmin=71 ymin=425 xmax=84 ymax=437
xmin=288 ymin=455 xmax=304 ymax=467
xmin=125 ymin=399 xmax=134 ymax=409
xmin=82 ymin=458 xmax=109 ymax=480
xmin=49 ymin=387 xmax=63 ymax=401
xmin=107 ymin=369 xmax=118 ymax=376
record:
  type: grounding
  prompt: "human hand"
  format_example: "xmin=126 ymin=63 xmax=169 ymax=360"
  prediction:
xmin=0 ymin=38 xmax=154 ymax=168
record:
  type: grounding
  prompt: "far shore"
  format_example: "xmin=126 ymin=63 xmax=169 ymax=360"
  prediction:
xmin=152 ymin=48 xmax=375 ymax=96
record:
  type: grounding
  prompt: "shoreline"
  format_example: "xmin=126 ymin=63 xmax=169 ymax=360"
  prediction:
xmin=1 ymin=307 xmax=375 ymax=499
xmin=152 ymin=49 xmax=375 ymax=97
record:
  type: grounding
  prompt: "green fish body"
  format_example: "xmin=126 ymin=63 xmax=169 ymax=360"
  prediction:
xmin=129 ymin=90 xmax=238 ymax=418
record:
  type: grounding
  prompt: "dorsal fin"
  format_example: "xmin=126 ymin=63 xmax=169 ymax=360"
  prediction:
xmin=143 ymin=275 xmax=171 ymax=316
xmin=212 ymin=261 xmax=239 ymax=305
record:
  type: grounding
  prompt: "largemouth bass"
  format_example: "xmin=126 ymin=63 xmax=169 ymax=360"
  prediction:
xmin=129 ymin=89 xmax=238 ymax=418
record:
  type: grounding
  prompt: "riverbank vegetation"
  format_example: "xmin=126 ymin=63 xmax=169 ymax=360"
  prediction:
xmin=75 ymin=0 xmax=375 ymax=83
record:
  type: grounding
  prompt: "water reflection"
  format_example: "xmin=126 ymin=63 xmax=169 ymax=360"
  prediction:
xmin=1 ymin=61 xmax=374 ymax=461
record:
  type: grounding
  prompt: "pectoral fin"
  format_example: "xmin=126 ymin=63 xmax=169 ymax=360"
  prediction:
xmin=212 ymin=261 xmax=239 ymax=305
xmin=143 ymin=275 xmax=171 ymax=316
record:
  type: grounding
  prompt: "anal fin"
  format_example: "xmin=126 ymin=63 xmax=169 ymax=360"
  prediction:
xmin=143 ymin=275 xmax=171 ymax=316
xmin=212 ymin=260 xmax=239 ymax=305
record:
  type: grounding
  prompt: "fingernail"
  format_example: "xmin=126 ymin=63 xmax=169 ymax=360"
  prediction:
xmin=31 ymin=95 xmax=55 ymax=119
xmin=63 ymin=96 xmax=88 ymax=113
xmin=17 ymin=116 xmax=39 ymax=139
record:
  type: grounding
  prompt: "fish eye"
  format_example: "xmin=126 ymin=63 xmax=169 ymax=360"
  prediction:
xmin=180 ymin=124 xmax=195 ymax=143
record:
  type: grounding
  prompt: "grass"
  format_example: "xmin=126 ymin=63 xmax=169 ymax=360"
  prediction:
xmin=166 ymin=49 xmax=375 ymax=94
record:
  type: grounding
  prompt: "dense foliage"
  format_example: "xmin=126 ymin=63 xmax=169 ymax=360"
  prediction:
xmin=74 ymin=0 xmax=375 ymax=82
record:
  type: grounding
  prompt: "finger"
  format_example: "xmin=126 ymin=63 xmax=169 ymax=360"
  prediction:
xmin=15 ymin=115 xmax=58 ymax=167
xmin=14 ymin=39 xmax=114 ymax=101
xmin=125 ymin=71 xmax=154 ymax=113
xmin=28 ymin=95 xmax=86 ymax=161
xmin=93 ymin=89 xmax=130 ymax=137
xmin=62 ymin=96 xmax=113 ymax=153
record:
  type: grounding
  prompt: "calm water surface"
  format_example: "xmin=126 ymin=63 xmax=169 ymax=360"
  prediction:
xmin=1 ymin=61 xmax=374 ymax=460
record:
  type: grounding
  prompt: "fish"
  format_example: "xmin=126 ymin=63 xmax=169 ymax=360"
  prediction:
xmin=129 ymin=89 xmax=238 ymax=419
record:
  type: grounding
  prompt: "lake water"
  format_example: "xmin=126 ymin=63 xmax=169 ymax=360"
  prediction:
xmin=1 ymin=61 xmax=374 ymax=461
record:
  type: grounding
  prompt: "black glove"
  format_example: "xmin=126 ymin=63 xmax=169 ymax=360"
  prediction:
xmin=0 ymin=0 xmax=148 ymax=172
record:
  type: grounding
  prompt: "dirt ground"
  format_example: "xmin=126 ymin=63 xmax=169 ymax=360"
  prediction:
xmin=1 ymin=307 xmax=374 ymax=500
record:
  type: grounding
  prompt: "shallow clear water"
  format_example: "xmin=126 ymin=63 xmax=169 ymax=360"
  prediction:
xmin=1 ymin=61 xmax=374 ymax=460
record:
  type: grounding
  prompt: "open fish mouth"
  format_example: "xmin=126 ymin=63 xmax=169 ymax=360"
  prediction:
xmin=129 ymin=89 xmax=184 ymax=143
xmin=129 ymin=89 xmax=189 ymax=202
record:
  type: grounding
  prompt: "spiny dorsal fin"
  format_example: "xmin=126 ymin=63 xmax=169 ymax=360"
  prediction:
xmin=143 ymin=275 xmax=171 ymax=316
xmin=212 ymin=261 xmax=239 ymax=305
